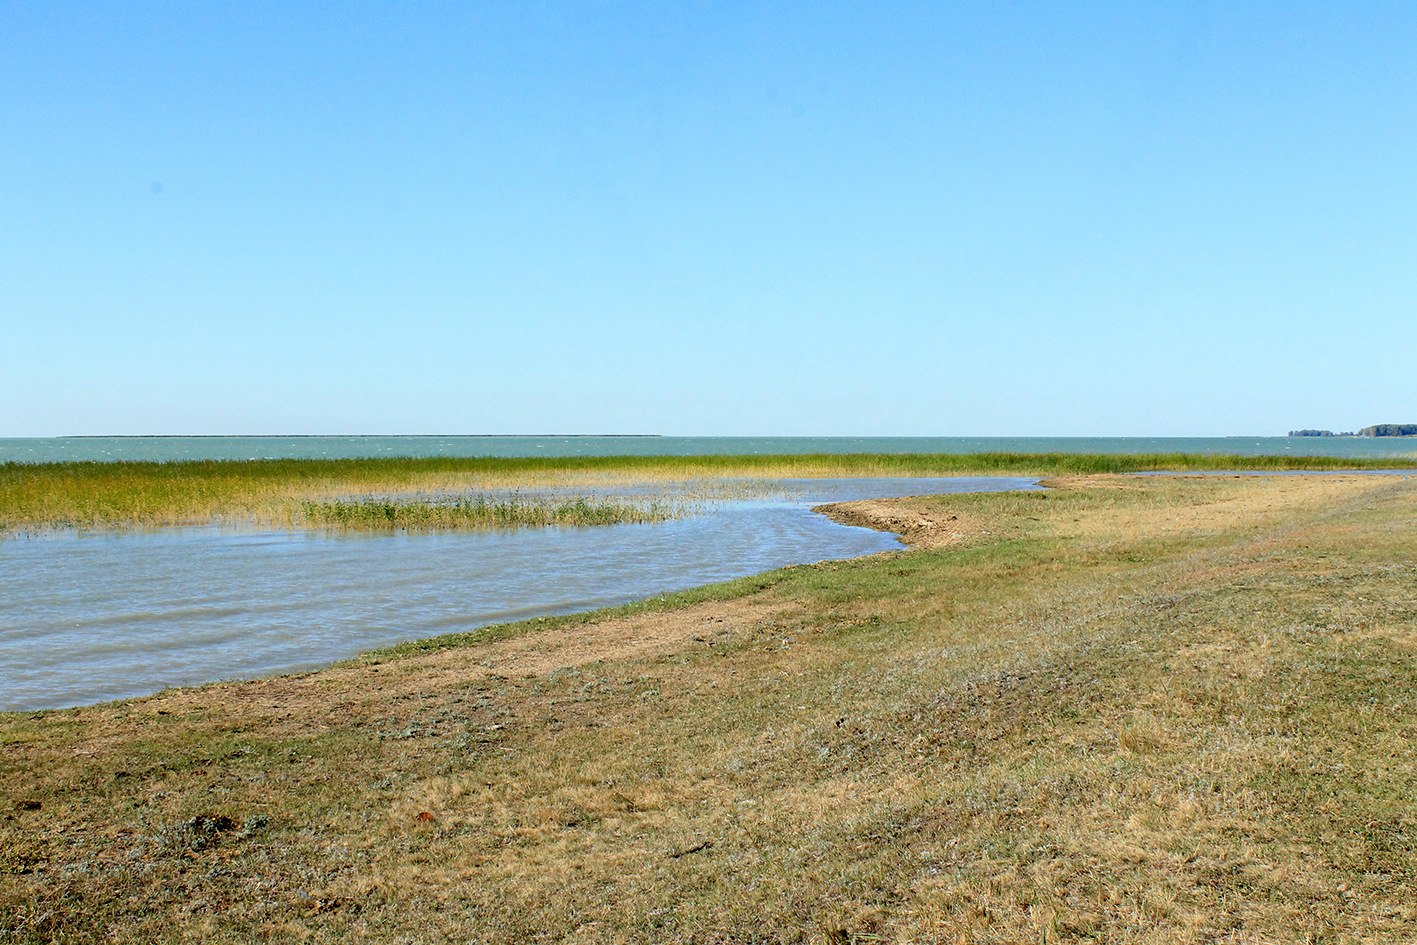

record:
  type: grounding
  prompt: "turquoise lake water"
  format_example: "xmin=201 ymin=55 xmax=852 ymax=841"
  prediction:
xmin=3 ymin=434 xmax=1416 ymax=463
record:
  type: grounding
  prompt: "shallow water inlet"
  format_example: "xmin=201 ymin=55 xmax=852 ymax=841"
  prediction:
xmin=1 ymin=476 xmax=1037 ymax=710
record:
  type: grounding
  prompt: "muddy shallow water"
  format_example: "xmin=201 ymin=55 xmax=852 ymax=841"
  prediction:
xmin=1 ymin=477 xmax=1039 ymax=710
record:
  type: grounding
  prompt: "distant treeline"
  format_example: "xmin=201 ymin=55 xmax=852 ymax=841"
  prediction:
xmin=1289 ymin=424 xmax=1416 ymax=437
xmin=1358 ymin=424 xmax=1417 ymax=437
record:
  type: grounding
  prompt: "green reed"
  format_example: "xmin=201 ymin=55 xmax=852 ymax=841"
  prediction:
xmin=298 ymin=496 xmax=678 ymax=532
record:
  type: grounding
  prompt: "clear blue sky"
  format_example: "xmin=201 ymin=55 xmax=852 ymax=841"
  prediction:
xmin=3 ymin=2 xmax=1414 ymax=436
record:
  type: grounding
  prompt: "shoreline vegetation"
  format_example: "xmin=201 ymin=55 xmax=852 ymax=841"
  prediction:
xmin=2 ymin=473 xmax=1414 ymax=941
xmin=2 ymin=451 xmax=1411 ymax=533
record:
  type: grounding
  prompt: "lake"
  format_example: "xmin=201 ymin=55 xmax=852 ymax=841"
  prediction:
xmin=3 ymin=434 xmax=1416 ymax=463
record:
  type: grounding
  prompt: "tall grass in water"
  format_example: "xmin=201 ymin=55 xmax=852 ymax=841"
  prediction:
xmin=298 ymin=496 xmax=677 ymax=532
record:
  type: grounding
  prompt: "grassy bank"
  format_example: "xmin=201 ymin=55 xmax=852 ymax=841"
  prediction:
xmin=1 ymin=451 xmax=1408 ymax=532
xmin=2 ymin=473 xmax=1414 ymax=942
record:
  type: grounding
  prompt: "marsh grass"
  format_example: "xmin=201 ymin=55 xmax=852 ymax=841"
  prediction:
xmin=0 ymin=451 xmax=1406 ymax=533
xmin=298 ymin=495 xmax=678 ymax=531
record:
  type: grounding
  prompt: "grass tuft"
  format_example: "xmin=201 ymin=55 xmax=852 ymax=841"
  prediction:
xmin=297 ymin=495 xmax=677 ymax=531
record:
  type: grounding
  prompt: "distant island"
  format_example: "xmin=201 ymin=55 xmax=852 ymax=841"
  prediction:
xmin=1288 ymin=424 xmax=1417 ymax=437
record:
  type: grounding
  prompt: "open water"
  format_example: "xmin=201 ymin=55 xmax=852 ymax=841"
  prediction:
xmin=3 ymin=434 xmax=1416 ymax=463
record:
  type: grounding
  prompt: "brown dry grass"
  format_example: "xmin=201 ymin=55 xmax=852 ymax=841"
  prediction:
xmin=3 ymin=474 xmax=1415 ymax=943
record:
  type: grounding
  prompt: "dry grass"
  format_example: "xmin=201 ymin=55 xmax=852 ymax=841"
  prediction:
xmin=2 ymin=474 xmax=1415 ymax=943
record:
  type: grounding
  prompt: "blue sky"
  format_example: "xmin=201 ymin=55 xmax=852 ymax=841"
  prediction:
xmin=3 ymin=2 xmax=1414 ymax=436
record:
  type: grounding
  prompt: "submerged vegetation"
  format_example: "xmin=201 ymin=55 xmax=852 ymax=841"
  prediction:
xmin=1 ymin=451 xmax=1410 ymax=533
xmin=2 ymin=474 xmax=1414 ymax=942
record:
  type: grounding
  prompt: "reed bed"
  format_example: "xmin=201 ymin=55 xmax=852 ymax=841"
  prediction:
xmin=0 ymin=451 xmax=1407 ymax=533
xmin=298 ymin=496 xmax=678 ymax=532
